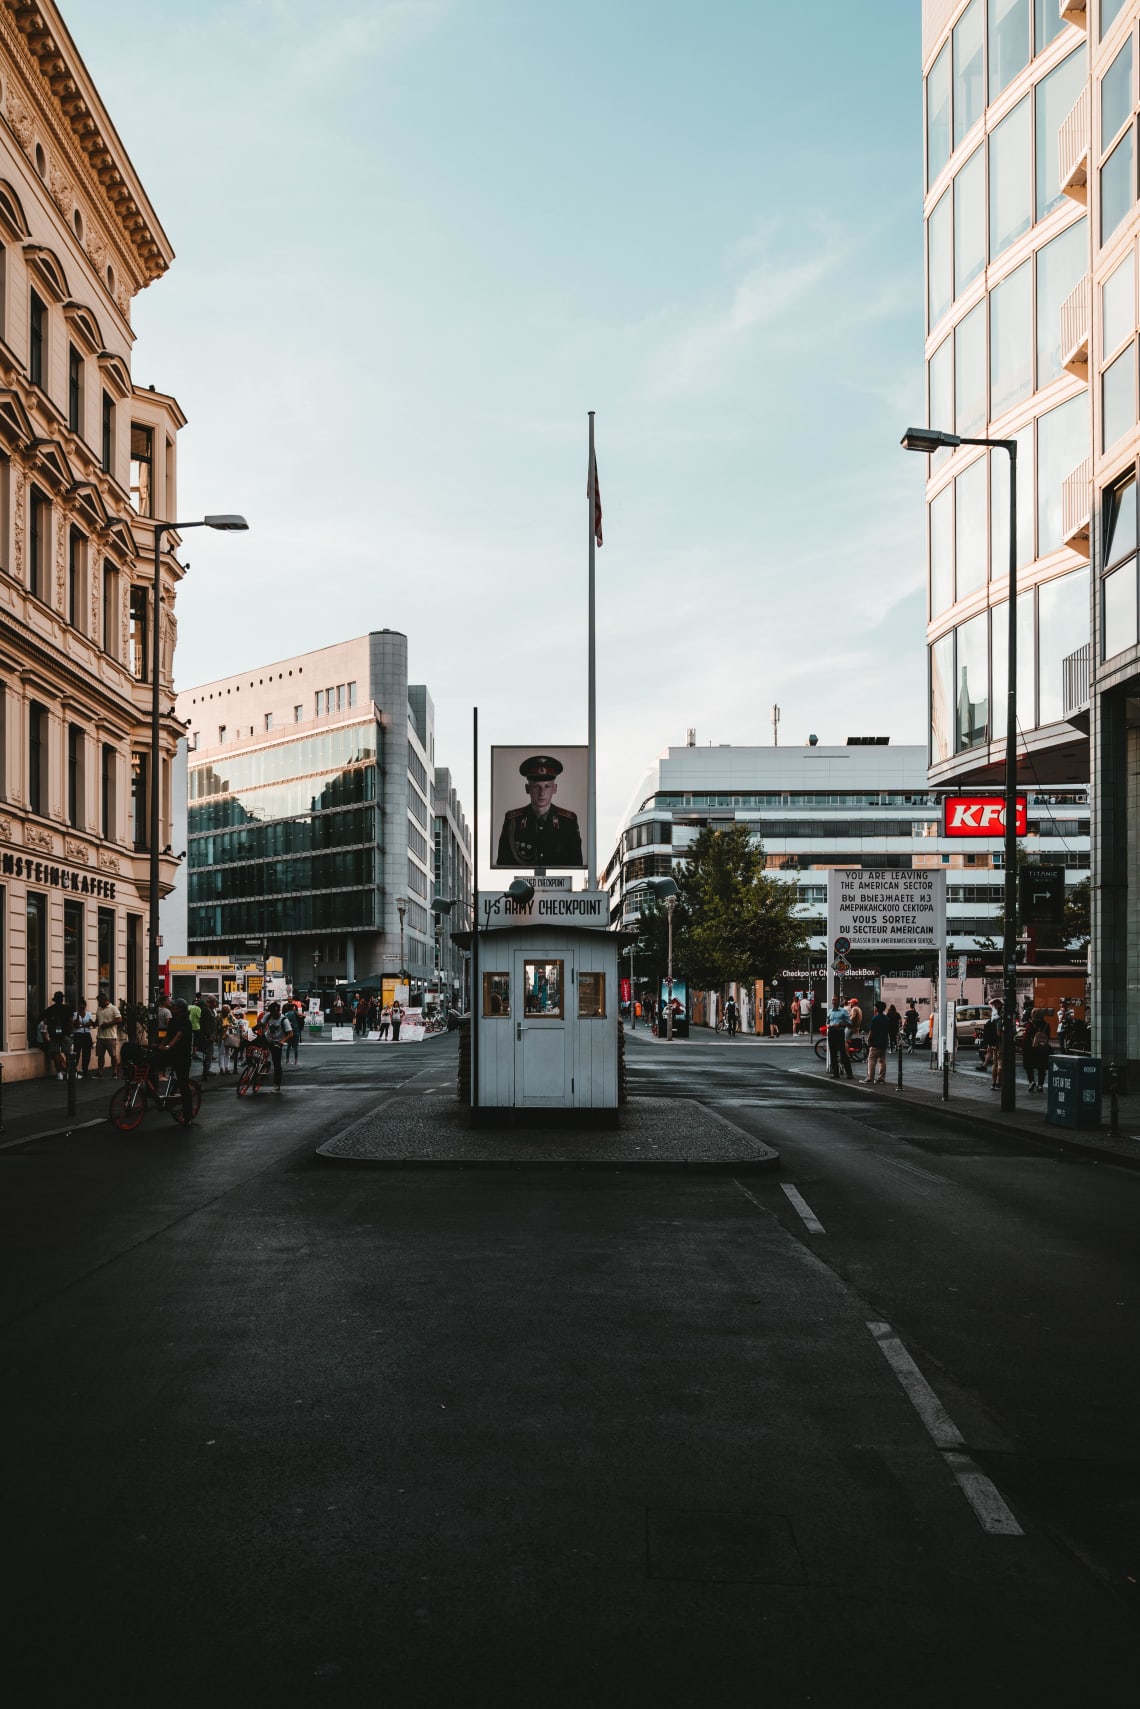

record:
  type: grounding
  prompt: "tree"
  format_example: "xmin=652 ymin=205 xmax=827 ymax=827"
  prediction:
xmin=1063 ymin=876 xmax=1090 ymax=950
xmin=672 ymin=824 xmax=807 ymax=990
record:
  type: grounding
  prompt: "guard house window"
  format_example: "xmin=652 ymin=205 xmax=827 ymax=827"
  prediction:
xmin=482 ymin=972 xmax=510 ymax=1017
xmin=28 ymin=700 xmax=47 ymax=815
xmin=129 ymin=586 xmax=149 ymax=681
xmin=28 ymin=485 xmax=49 ymax=603
xmin=101 ymin=743 xmax=116 ymax=840
xmin=101 ymin=391 xmax=113 ymax=475
xmin=129 ymin=423 xmax=154 ymax=516
xmin=523 ymin=960 xmax=563 ymax=1018
xmin=68 ymin=528 xmax=86 ymax=633
xmin=29 ymin=288 xmax=45 ymax=387
xmin=102 ymin=564 xmax=119 ymax=657
xmin=67 ymin=723 xmax=84 ymax=829
xmin=68 ymin=343 xmax=82 ymax=434
xmin=578 ymin=972 xmax=606 ymax=1018
xmin=131 ymin=751 xmax=148 ymax=849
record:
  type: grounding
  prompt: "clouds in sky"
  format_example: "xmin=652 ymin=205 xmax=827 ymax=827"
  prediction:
xmin=74 ymin=0 xmax=925 ymax=873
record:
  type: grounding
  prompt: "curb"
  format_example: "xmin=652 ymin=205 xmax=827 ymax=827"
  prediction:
xmin=313 ymin=1153 xmax=781 ymax=1172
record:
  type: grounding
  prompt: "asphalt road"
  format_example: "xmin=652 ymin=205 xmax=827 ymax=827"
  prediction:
xmin=0 ymin=1036 xmax=1136 ymax=1707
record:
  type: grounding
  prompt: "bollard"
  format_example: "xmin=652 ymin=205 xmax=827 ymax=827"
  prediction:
xmin=1107 ymin=1062 xmax=1120 ymax=1138
xmin=66 ymin=1044 xmax=77 ymax=1121
xmin=942 ymin=1048 xmax=950 ymax=1103
xmin=897 ymin=1039 xmax=903 ymax=1091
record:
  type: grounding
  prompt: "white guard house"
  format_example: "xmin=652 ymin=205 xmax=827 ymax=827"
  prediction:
xmin=463 ymin=890 xmax=623 ymax=1127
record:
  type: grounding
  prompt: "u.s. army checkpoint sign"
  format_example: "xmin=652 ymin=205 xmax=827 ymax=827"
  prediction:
xmin=826 ymin=869 xmax=946 ymax=954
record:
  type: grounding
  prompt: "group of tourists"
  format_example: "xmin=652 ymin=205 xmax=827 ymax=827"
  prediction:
xmin=329 ymin=992 xmax=405 ymax=1039
xmin=35 ymin=991 xmax=125 ymax=1080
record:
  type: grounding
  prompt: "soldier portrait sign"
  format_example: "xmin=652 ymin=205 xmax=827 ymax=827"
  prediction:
xmin=491 ymin=745 xmax=587 ymax=870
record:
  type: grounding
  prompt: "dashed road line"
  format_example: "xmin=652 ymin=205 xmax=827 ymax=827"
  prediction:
xmin=874 ymin=1154 xmax=951 ymax=1186
xmin=779 ymin=1182 xmax=826 ymax=1233
xmin=867 ymin=1320 xmax=1022 ymax=1536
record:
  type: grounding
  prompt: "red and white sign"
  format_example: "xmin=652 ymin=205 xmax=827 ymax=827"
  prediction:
xmin=943 ymin=795 xmax=1027 ymax=837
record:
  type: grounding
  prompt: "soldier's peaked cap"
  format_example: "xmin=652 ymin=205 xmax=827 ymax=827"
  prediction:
xmin=520 ymin=754 xmax=563 ymax=781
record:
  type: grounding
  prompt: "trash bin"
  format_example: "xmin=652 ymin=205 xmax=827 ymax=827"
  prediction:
xmin=1046 ymin=1055 xmax=1102 ymax=1130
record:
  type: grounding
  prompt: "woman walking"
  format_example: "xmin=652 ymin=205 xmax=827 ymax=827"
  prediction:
xmin=886 ymin=1004 xmax=901 ymax=1053
xmin=1029 ymin=1009 xmax=1051 ymax=1094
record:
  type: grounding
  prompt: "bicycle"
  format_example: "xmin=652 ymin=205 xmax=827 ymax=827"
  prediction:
xmin=237 ymin=1042 xmax=274 ymax=1097
xmin=108 ymin=1053 xmax=202 ymax=1131
xmin=814 ymin=1031 xmax=868 ymax=1066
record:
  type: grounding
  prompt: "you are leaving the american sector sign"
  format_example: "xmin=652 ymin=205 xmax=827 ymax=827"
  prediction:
xmin=826 ymin=869 xmax=947 ymax=954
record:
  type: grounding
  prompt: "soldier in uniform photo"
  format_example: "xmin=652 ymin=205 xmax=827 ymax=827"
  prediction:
xmin=496 ymin=755 xmax=583 ymax=867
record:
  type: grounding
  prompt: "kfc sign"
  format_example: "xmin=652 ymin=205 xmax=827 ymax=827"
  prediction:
xmin=943 ymin=794 xmax=1027 ymax=837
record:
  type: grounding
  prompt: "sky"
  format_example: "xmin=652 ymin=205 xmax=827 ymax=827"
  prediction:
xmin=70 ymin=0 xmax=927 ymax=878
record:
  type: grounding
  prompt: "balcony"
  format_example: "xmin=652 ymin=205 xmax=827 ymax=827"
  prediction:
xmin=1062 ymin=643 xmax=1090 ymax=730
xmin=1059 ymin=1 xmax=1087 ymax=27
xmin=1061 ymin=458 xmax=1091 ymax=557
xmin=1060 ymin=274 xmax=1090 ymax=376
xmin=1058 ymin=86 xmax=1089 ymax=203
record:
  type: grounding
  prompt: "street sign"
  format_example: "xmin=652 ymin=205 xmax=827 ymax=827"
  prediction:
xmin=827 ymin=869 xmax=947 ymax=955
xmin=832 ymin=957 xmax=850 ymax=974
xmin=833 ymin=935 xmax=851 ymax=955
xmin=1022 ymin=865 xmax=1066 ymax=925
xmin=943 ymin=794 xmax=1028 ymax=837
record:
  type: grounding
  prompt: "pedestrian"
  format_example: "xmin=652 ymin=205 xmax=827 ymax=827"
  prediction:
xmin=94 ymin=990 xmax=122 ymax=1079
xmin=886 ymin=1004 xmax=901 ymax=1053
xmin=766 ymin=993 xmax=781 ymax=1039
xmin=724 ymin=994 xmax=738 ymax=1038
xmin=865 ymin=1001 xmax=890 ymax=1084
xmin=256 ymin=1001 xmax=288 ymax=1091
xmin=846 ymin=996 xmax=864 ymax=1048
xmin=154 ymin=998 xmax=196 ymax=1126
xmin=827 ymin=994 xmax=853 ymax=1079
xmin=378 ymin=1004 xmax=391 ymax=1040
xmin=198 ymin=994 xmax=218 ymax=1076
xmin=1022 ymin=1009 xmax=1039 ymax=1091
xmin=391 ymin=1000 xmax=403 ymax=1042
xmin=216 ymin=1003 xmax=235 ymax=1073
xmin=790 ymin=995 xmax=801 ymax=1037
xmin=283 ymin=1001 xmax=302 ymax=1066
xmin=331 ymin=994 xmax=346 ymax=1026
xmin=1029 ymin=1008 xmax=1051 ymax=1094
xmin=187 ymin=993 xmax=202 ymax=1063
xmin=980 ymin=1010 xmax=1000 ymax=1079
xmin=39 ymin=991 xmax=72 ymax=1078
xmin=903 ymin=1000 xmax=919 ymax=1045
xmin=71 ymin=997 xmax=95 ymax=1078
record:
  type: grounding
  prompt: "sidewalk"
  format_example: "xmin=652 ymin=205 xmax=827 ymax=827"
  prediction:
xmin=0 ymin=1065 xmax=126 ymax=1149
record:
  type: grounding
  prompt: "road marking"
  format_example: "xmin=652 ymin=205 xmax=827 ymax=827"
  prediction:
xmin=874 ymin=1154 xmax=950 ymax=1186
xmin=779 ymin=1182 xmax=826 ymax=1233
xmin=866 ymin=1321 xmax=1023 ymax=1536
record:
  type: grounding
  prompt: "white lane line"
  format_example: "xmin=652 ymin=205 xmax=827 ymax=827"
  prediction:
xmin=867 ymin=1321 xmax=1023 ymax=1537
xmin=779 ymin=1182 xmax=826 ymax=1234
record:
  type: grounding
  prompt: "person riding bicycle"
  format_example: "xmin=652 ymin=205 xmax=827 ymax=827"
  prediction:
xmin=153 ymin=998 xmax=196 ymax=1126
xmin=256 ymin=1001 xmax=288 ymax=1092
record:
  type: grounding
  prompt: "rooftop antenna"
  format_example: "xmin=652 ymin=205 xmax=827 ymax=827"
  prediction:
xmin=772 ymin=703 xmax=780 ymax=747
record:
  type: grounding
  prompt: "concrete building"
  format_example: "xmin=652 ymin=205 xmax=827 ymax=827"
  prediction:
xmin=178 ymin=632 xmax=469 ymax=1001
xmin=604 ymin=735 xmax=1088 ymax=970
xmin=0 ymin=2 xmax=185 ymax=1079
xmin=432 ymin=766 xmax=473 ymax=1008
xmin=920 ymin=0 xmax=1140 ymax=1071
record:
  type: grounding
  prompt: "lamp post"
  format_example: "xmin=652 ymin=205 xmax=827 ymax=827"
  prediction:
xmin=431 ymin=896 xmax=474 ymax=1011
xmin=647 ymin=876 xmax=680 ymax=1041
xmin=902 ymin=426 xmax=1018 ymax=1111
xmin=148 ymin=514 xmax=248 ymax=1012
xmin=627 ymin=941 xmax=636 ymax=1029
xmin=395 ymin=895 xmax=408 ymax=983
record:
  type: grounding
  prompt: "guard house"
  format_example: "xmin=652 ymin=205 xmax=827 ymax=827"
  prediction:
xmin=467 ymin=889 xmax=622 ymax=1127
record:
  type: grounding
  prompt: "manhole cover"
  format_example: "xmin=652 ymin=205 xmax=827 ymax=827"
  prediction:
xmin=646 ymin=1507 xmax=805 ymax=1584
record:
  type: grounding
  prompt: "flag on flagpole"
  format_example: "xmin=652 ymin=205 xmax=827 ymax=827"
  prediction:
xmin=588 ymin=448 xmax=603 ymax=548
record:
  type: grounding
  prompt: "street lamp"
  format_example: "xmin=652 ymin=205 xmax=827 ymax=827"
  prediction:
xmin=148 ymin=514 xmax=248 ymax=1013
xmin=647 ymin=876 xmax=679 ymax=1041
xmin=395 ymin=895 xmax=408 ymax=981
xmin=431 ymin=896 xmax=474 ymax=1011
xmin=902 ymin=424 xmax=1019 ymax=1111
xmin=627 ymin=941 xmax=636 ymax=1029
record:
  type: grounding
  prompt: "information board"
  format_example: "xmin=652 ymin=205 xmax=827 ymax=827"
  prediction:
xmin=826 ymin=869 xmax=946 ymax=954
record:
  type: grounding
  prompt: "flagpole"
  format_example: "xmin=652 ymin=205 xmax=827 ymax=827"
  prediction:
xmin=587 ymin=410 xmax=597 ymax=892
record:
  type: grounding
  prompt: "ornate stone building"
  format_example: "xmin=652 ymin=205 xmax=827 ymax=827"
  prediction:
xmin=0 ymin=1 xmax=184 ymax=1079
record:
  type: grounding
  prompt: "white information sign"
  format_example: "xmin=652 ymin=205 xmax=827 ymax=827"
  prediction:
xmin=826 ymin=869 xmax=946 ymax=953
xmin=480 ymin=890 xmax=609 ymax=930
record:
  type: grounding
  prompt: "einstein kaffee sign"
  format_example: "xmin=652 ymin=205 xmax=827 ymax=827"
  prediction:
xmin=826 ymin=869 xmax=946 ymax=955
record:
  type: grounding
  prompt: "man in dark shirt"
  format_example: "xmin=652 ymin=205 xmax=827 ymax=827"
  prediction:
xmin=865 ymin=1000 xmax=891 ymax=1085
xmin=40 ymin=991 xmax=72 ymax=1079
xmin=155 ymin=998 xmax=195 ymax=1125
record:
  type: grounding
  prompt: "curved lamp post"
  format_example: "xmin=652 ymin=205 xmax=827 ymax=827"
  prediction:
xmin=395 ymin=895 xmax=408 ymax=982
xmin=149 ymin=514 xmax=248 ymax=1011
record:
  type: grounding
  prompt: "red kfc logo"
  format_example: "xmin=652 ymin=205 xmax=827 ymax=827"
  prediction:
xmin=943 ymin=795 xmax=1028 ymax=837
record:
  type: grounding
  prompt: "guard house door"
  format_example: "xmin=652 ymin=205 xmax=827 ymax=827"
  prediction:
xmin=514 ymin=951 xmax=571 ymax=1106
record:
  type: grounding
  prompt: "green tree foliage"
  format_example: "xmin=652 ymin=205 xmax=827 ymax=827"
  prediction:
xmin=631 ymin=825 xmax=806 ymax=990
xmin=1063 ymin=876 xmax=1090 ymax=949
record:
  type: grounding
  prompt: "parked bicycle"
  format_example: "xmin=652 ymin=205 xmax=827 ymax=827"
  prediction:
xmin=109 ymin=1052 xmax=202 ymax=1131
xmin=814 ymin=1032 xmax=868 ymax=1066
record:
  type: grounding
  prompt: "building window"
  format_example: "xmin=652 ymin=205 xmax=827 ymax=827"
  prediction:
xmin=102 ymin=564 xmax=119 ymax=657
xmin=68 ymin=528 xmax=87 ymax=633
xmin=955 ymin=612 xmax=990 ymax=751
xmin=953 ymin=0 xmax=984 ymax=149
xmin=954 ymin=299 xmax=986 ymax=437
xmin=101 ymin=743 xmax=116 ymax=840
xmin=29 ymin=288 xmax=45 ymax=387
xmin=930 ymin=485 xmax=953 ymax=617
xmin=989 ymin=96 xmax=1031 ymax=261
xmin=63 ymin=898 xmax=83 ymax=998
xmin=101 ymin=391 xmax=113 ymax=475
xmin=1103 ymin=562 xmax=1138 ymax=656
xmin=264 ymin=713 xmax=273 ymax=732
xmin=1102 ymin=0 xmax=1129 ymax=39
xmin=98 ymin=908 xmax=114 ymax=993
xmin=1036 ymin=219 xmax=1087 ymax=387
xmin=926 ymin=40 xmax=950 ymax=187
xmin=0 ymin=452 xmax=9 ymax=573
xmin=1035 ymin=0 xmax=1065 ymax=53
xmin=1103 ymin=344 xmax=1136 ymax=450
xmin=126 ymin=914 xmax=140 ymax=1006
xmin=218 ymin=725 xmax=226 ymax=744
xmin=336 ymin=685 xmax=345 ymax=711
xmin=67 ymin=723 xmax=84 ymax=829
xmin=347 ymin=681 xmax=357 ymax=707
xmin=294 ymin=704 xmax=303 ymax=723
xmin=990 ymin=263 xmax=1033 ymax=419
xmin=28 ymin=700 xmax=47 ymax=815
xmin=1101 ymin=131 xmax=1135 ymax=247
xmin=955 ymin=455 xmax=987 ymax=600
xmin=1036 ymin=47 xmax=1088 ymax=221
xmin=315 ymin=690 xmax=323 ymax=716
xmin=989 ymin=0 xmax=1029 ymax=102
xmin=28 ymin=485 xmax=49 ymax=602
xmin=0 ymin=680 xmax=6 ymax=799
xmin=1039 ymin=568 xmax=1089 ymax=722
xmin=131 ymin=752 xmax=148 ymax=849
xmin=129 ymin=423 xmax=154 ymax=516
xmin=68 ymin=342 xmax=83 ymax=435
xmin=928 ymin=189 xmax=952 ymax=330
xmin=931 ymin=632 xmax=955 ymax=764
xmin=25 ymin=891 xmax=46 ymax=1045
xmin=129 ymin=586 xmax=149 ymax=681
xmin=1037 ymin=393 xmax=1088 ymax=555
xmin=953 ymin=147 xmax=985 ymax=300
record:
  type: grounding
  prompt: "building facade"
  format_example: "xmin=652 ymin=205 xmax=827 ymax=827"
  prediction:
xmin=604 ymin=736 xmax=1088 ymax=963
xmin=0 ymin=2 xmax=185 ymax=1080
xmin=432 ymin=765 xmax=472 ymax=1007
xmin=178 ymin=632 xmax=469 ymax=1001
